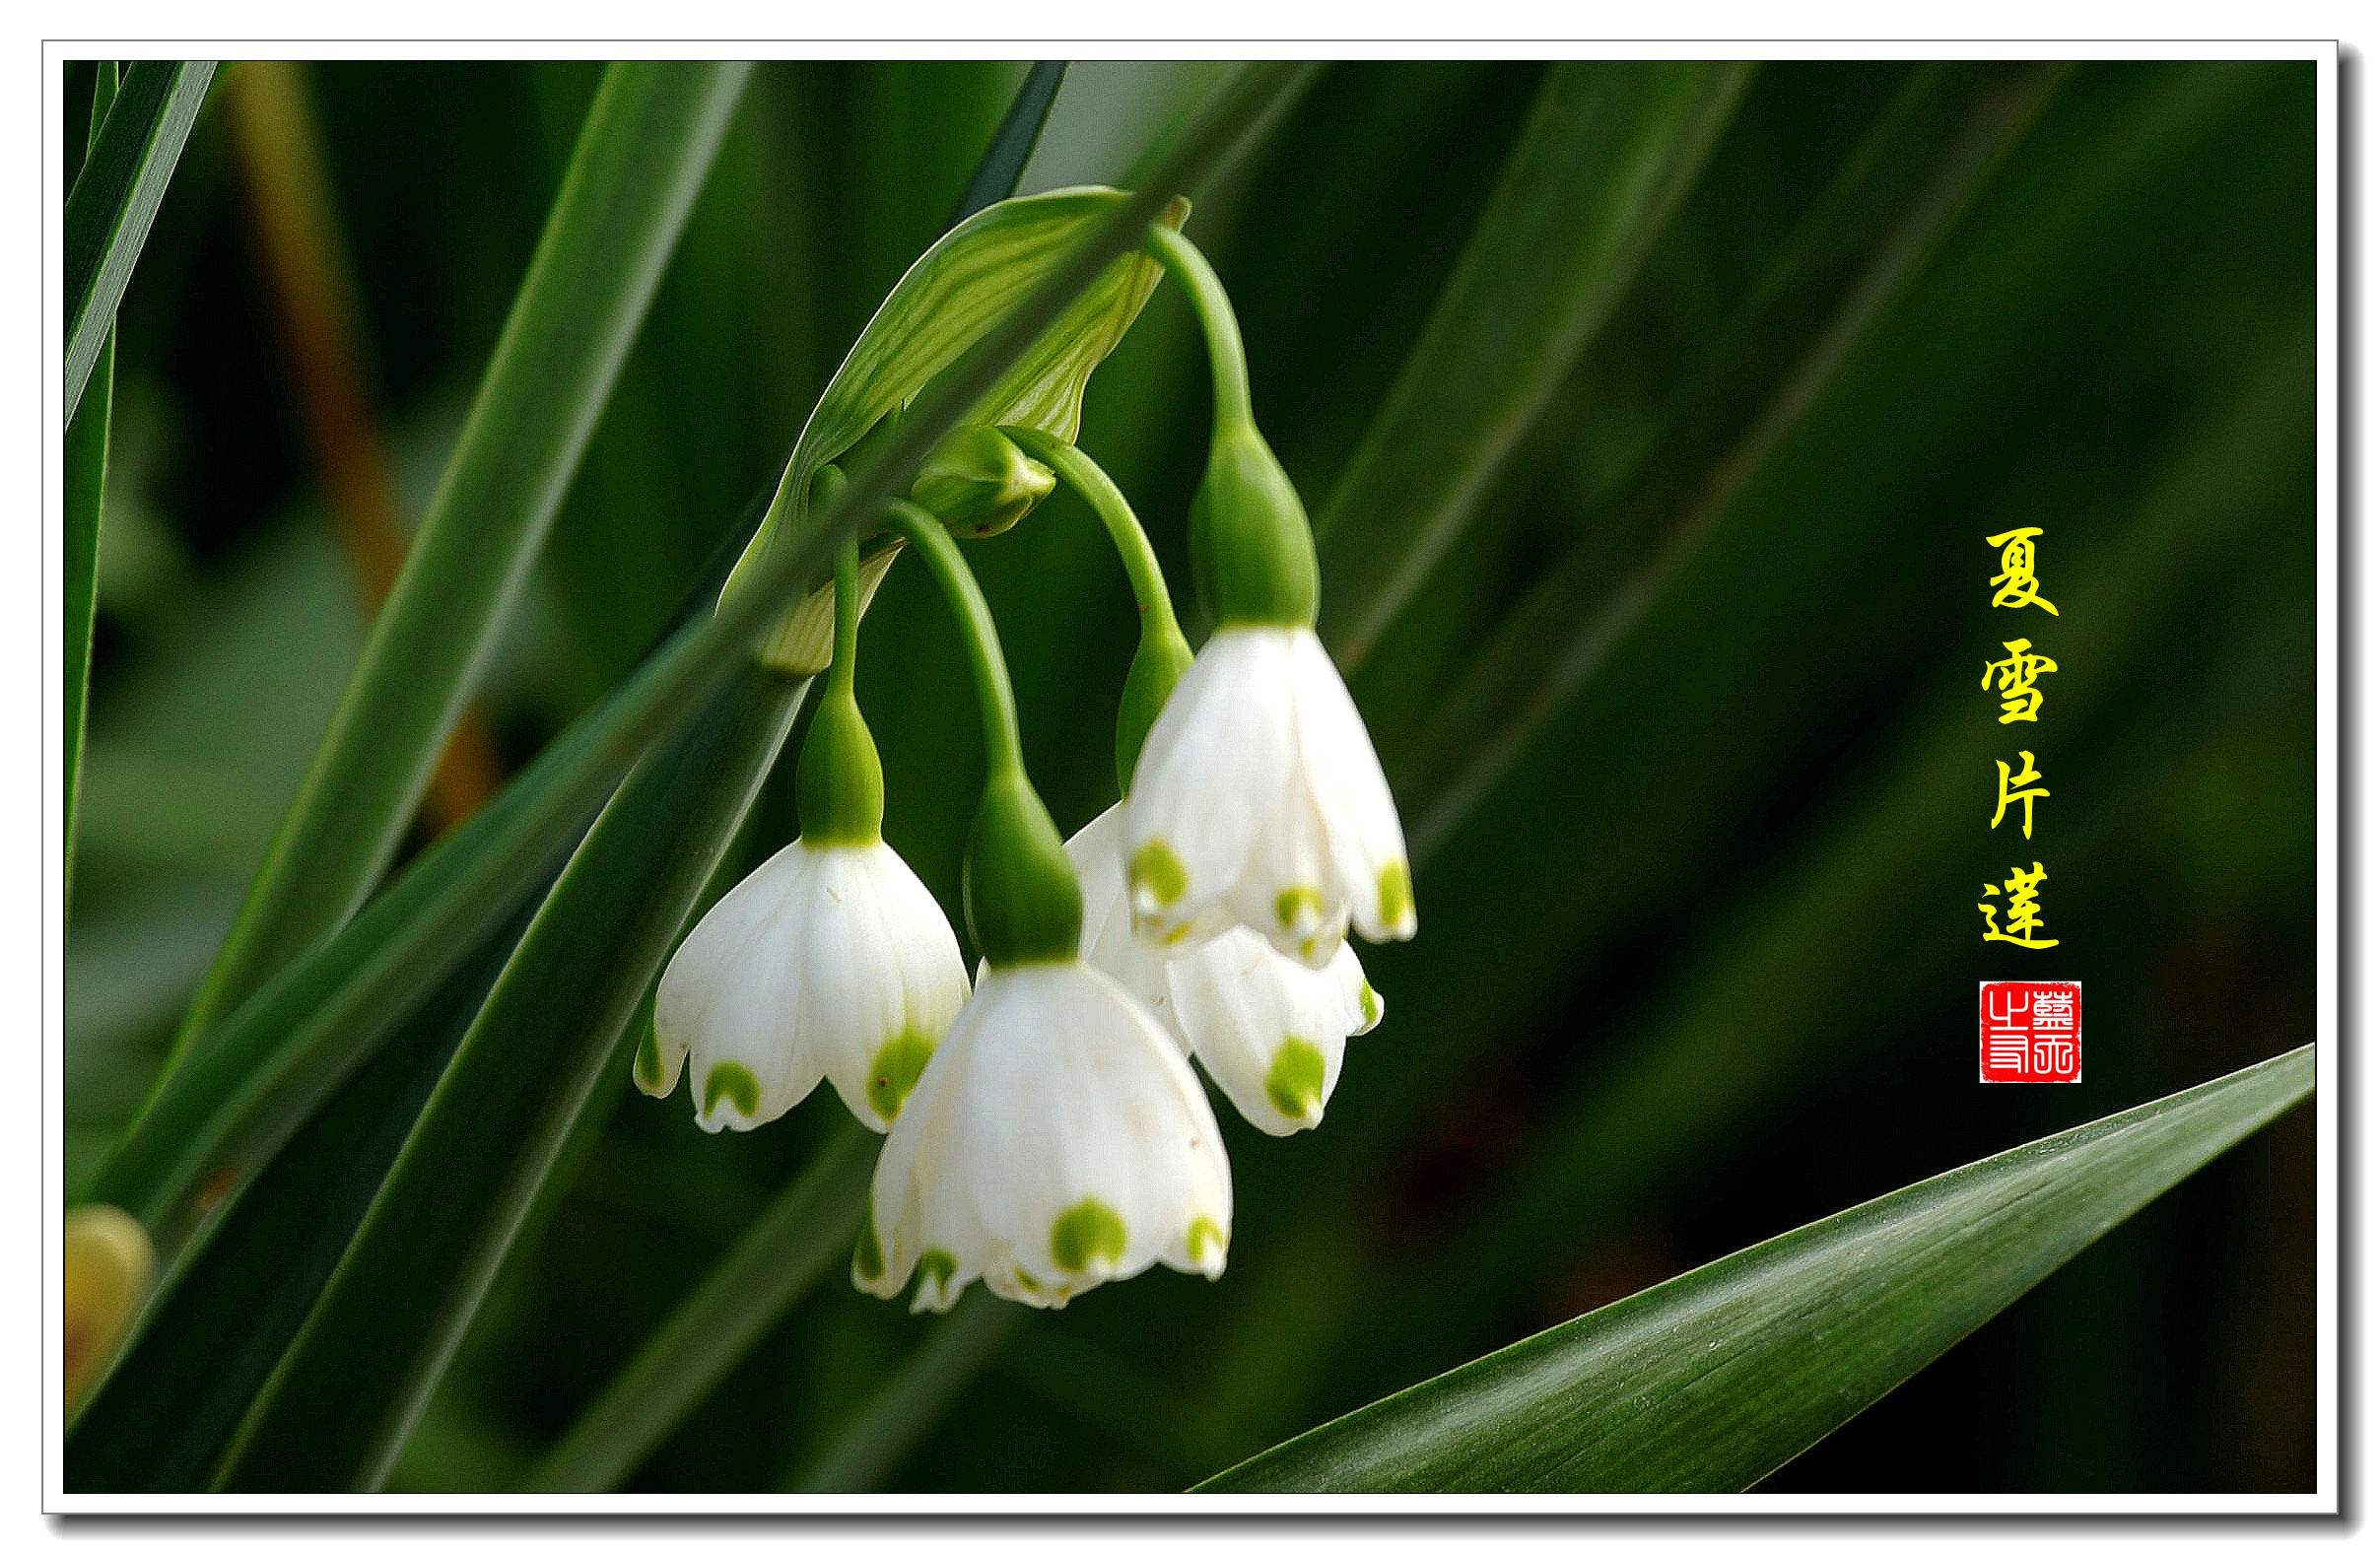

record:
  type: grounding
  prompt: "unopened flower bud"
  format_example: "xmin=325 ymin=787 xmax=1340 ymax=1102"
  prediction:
xmin=911 ymin=427 xmax=1055 ymax=539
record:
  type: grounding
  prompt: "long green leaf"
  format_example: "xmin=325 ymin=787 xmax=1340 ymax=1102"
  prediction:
xmin=178 ymin=62 xmax=751 ymax=1044
xmin=63 ymin=61 xmax=119 ymax=912
xmin=214 ymin=669 xmax=807 ymax=1490
xmin=1195 ymin=1045 xmax=2314 ymax=1492
xmin=63 ymin=60 xmax=215 ymax=422
xmin=1314 ymin=60 xmax=1752 ymax=667
xmin=527 ymin=1131 xmax=873 ymax=1492
xmin=947 ymin=62 xmax=1067 ymax=226
xmin=63 ymin=897 xmax=530 ymax=1490
xmin=72 ymin=466 xmax=782 ymax=1486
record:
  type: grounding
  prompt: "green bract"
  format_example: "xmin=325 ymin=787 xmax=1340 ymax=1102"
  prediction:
xmin=726 ymin=186 xmax=1187 ymax=665
xmin=911 ymin=426 xmax=1056 ymax=538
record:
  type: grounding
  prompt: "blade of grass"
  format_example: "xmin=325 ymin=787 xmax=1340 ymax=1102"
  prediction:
xmin=63 ymin=60 xmax=216 ymax=422
xmin=1314 ymin=60 xmax=1754 ymax=669
xmin=1195 ymin=1044 xmax=2313 ymax=1492
xmin=202 ymin=63 xmax=1316 ymax=1492
xmin=178 ymin=62 xmax=751 ymax=1046
xmin=224 ymin=58 xmax=508 ymax=836
xmin=527 ymin=1130 xmax=874 ymax=1492
xmin=63 ymin=61 xmax=119 ymax=913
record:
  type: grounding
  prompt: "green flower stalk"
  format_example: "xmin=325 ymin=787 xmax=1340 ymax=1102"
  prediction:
xmin=878 ymin=501 xmax=1082 ymax=967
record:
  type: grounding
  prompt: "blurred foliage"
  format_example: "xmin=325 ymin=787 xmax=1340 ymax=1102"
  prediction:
xmin=65 ymin=58 xmax=2316 ymax=1493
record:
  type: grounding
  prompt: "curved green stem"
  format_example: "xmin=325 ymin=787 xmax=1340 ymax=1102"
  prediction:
xmin=1144 ymin=224 xmax=1253 ymax=430
xmin=827 ymin=534 xmax=862 ymax=702
xmin=884 ymin=501 xmax=1024 ymax=782
xmin=1001 ymin=426 xmax=1184 ymax=643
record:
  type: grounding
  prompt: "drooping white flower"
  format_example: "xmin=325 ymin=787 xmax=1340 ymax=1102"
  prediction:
xmin=1122 ymin=624 xmax=1415 ymax=968
xmin=646 ymin=838 xmax=969 ymax=1134
xmin=1069 ymin=804 xmax=1379 ymax=1135
xmin=853 ymin=960 xmax=1231 ymax=1312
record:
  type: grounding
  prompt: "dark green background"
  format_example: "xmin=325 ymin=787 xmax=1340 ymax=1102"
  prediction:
xmin=65 ymin=60 xmax=2317 ymax=1492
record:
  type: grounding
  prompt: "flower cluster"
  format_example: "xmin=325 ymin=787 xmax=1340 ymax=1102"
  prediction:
xmin=640 ymin=218 xmax=1413 ymax=1313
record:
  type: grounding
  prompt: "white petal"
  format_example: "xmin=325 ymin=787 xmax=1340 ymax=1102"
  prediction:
xmin=1287 ymin=629 xmax=1414 ymax=943
xmin=1166 ymin=931 xmax=1373 ymax=1136
xmin=886 ymin=964 xmax=1230 ymax=1309
xmin=1067 ymin=805 xmax=1185 ymax=1046
xmin=803 ymin=846 xmax=970 ymax=1131
xmin=1222 ymin=785 xmax=1350 ymax=970
xmin=655 ymin=838 xmax=968 ymax=1137
xmin=1122 ymin=628 xmax=1301 ymax=948
xmin=655 ymin=841 xmax=829 ymax=1132
xmin=859 ymin=990 xmax=978 ymax=1304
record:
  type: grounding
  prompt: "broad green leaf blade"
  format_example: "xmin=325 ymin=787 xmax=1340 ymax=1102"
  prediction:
xmin=62 ymin=60 xmax=215 ymax=422
xmin=1195 ymin=1044 xmax=2314 ymax=1493
xmin=723 ymin=184 xmax=1185 ymax=659
xmin=214 ymin=669 xmax=806 ymax=1491
xmin=1314 ymin=60 xmax=1753 ymax=667
xmin=64 ymin=900 xmax=528 ymax=1490
xmin=83 ymin=53 xmax=1306 ymax=1322
xmin=63 ymin=61 xmax=120 ymax=913
xmin=179 ymin=61 xmax=751 ymax=1045
xmin=528 ymin=1132 xmax=873 ymax=1492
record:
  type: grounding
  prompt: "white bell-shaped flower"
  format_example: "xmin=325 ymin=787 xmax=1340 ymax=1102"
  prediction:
xmin=1069 ymin=804 xmax=1380 ymax=1135
xmin=646 ymin=838 xmax=969 ymax=1134
xmin=1122 ymin=624 xmax=1415 ymax=968
xmin=853 ymin=960 xmax=1232 ymax=1313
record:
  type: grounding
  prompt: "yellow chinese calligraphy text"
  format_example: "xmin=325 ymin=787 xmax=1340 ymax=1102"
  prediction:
xmin=1986 ymin=526 xmax=2059 ymax=615
xmin=1990 ymin=749 xmax=2050 ymax=839
xmin=1982 ymin=638 xmax=2059 ymax=723
xmin=1979 ymin=861 xmax=2059 ymax=948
